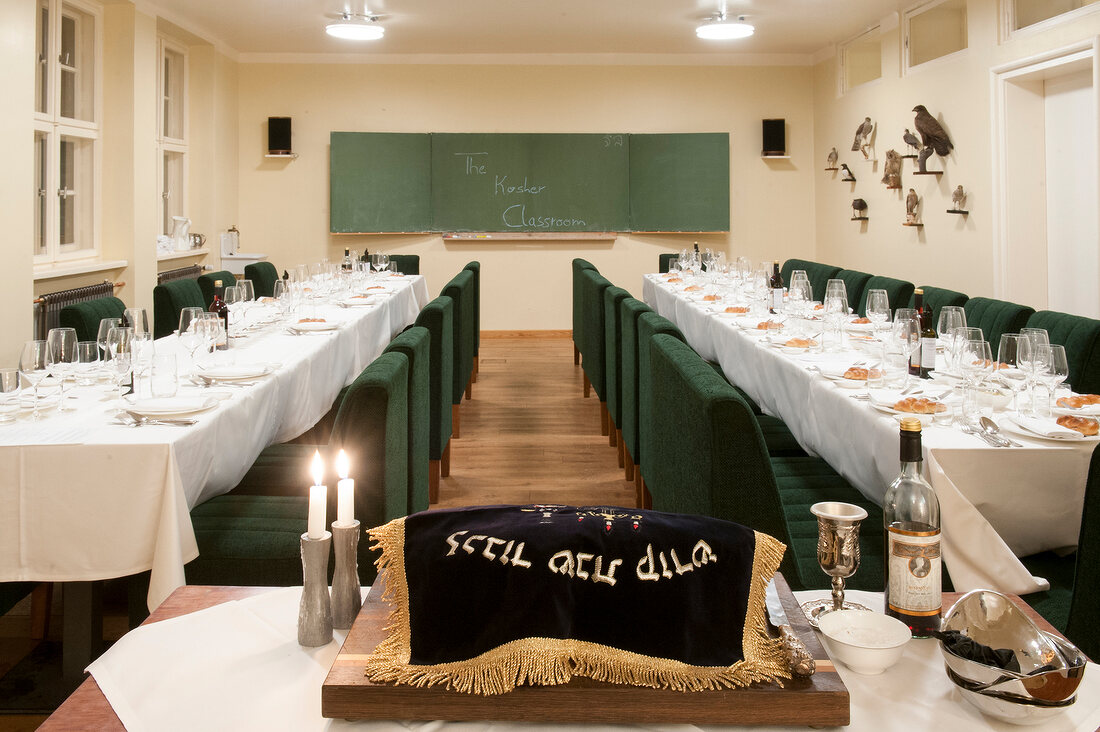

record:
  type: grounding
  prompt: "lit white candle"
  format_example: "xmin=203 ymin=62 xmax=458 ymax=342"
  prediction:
xmin=307 ymin=451 xmax=326 ymax=539
xmin=335 ymin=449 xmax=354 ymax=527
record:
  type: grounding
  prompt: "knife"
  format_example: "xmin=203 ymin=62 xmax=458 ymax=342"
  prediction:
xmin=765 ymin=579 xmax=816 ymax=677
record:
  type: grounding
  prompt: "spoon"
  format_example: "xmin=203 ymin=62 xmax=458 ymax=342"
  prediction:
xmin=980 ymin=416 xmax=1022 ymax=447
xmin=117 ymin=411 xmax=196 ymax=427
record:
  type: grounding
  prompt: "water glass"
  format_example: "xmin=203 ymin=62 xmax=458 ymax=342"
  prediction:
xmin=151 ymin=354 xmax=179 ymax=398
xmin=74 ymin=341 xmax=100 ymax=386
xmin=0 ymin=368 xmax=21 ymax=423
xmin=97 ymin=317 xmax=122 ymax=362
xmin=123 ymin=308 xmax=150 ymax=335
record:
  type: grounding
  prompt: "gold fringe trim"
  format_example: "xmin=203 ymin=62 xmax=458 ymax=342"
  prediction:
xmin=363 ymin=519 xmax=792 ymax=695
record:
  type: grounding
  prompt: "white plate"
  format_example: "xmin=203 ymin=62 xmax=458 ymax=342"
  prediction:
xmin=122 ymin=396 xmax=218 ymax=417
xmin=197 ymin=364 xmax=271 ymax=381
xmin=289 ymin=320 xmax=339 ymax=332
xmin=846 ymin=321 xmax=874 ymax=332
xmin=821 ymin=367 xmax=872 ymax=389
xmin=1001 ymin=416 xmax=1100 ymax=442
xmin=340 ymin=296 xmax=379 ymax=307
xmin=869 ymin=403 xmax=935 ymax=425
xmin=716 ymin=310 xmax=751 ymax=318
xmin=1051 ymin=397 xmax=1100 ymax=417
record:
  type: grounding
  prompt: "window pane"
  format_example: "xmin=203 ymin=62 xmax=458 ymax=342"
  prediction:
xmin=162 ymin=48 xmax=185 ymax=139
xmin=162 ymin=150 xmax=184 ymax=235
xmin=59 ymin=3 xmax=95 ymax=123
xmin=1015 ymin=0 xmax=1099 ymax=29
xmin=844 ymin=32 xmax=881 ymax=90
xmin=58 ymin=135 xmax=94 ymax=252
xmin=909 ymin=0 xmax=967 ymax=67
xmin=34 ymin=131 xmax=48 ymax=257
xmin=36 ymin=1 xmax=48 ymax=115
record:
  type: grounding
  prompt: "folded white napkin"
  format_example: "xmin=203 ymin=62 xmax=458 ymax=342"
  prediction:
xmin=1011 ymin=415 xmax=1082 ymax=439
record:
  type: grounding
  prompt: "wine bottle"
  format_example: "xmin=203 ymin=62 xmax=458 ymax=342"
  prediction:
xmin=769 ymin=260 xmax=784 ymax=314
xmin=917 ymin=289 xmax=937 ymax=379
xmin=342 ymin=247 xmax=353 ymax=271
xmin=209 ymin=279 xmax=229 ymax=350
xmin=909 ymin=290 xmax=924 ymax=377
xmin=883 ymin=417 xmax=941 ymax=637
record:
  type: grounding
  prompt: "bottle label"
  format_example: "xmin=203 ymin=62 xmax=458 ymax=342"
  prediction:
xmin=772 ymin=288 xmax=784 ymax=311
xmin=887 ymin=527 xmax=941 ymax=615
xmin=921 ymin=337 xmax=937 ymax=370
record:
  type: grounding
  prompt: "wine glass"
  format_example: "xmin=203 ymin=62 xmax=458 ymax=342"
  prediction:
xmin=106 ymin=327 xmax=134 ymax=400
xmin=891 ymin=318 xmax=920 ymax=385
xmin=97 ymin=317 xmax=122 ymax=363
xmin=799 ymin=502 xmax=872 ymax=625
xmin=996 ymin=334 xmax=1031 ymax=414
xmin=46 ymin=327 xmax=77 ymax=411
xmin=123 ymin=308 xmax=150 ymax=336
xmin=937 ymin=307 xmax=967 ymax=375
xmin=371 ymin=253 xmax=389 ymax=276
xmin=1037 ymin=345 xmax=1070 ymax=416
xmin=823 ymin=294 xmax=849 ymax=351
xmin=0 ymin=368 xmax=20 ymax=424
xmin=824 ymin=279 xmax=848 ymax=306
xmin=865 ymin=289 xmax=891 ymax=335
xmin=19 ymin=340 xmax=50 ymax=420
xmin=237 ymin=279 xmax=255 ymax=319
xmin=131 ymin=332 xmax=155 ymax=399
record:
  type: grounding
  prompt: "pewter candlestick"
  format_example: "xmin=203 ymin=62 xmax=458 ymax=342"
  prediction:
xmin=298 ymin=531 xmax=333 ymax=646
xmin=330 ymin=520 xmax=362 ymax=629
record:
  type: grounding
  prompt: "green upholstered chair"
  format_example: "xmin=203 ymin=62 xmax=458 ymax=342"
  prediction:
xmin=442 ymin=269 xmax=475 ymax=415
xmin=59 ymin=296 xmax=126 ymax=342
xmin=415 ymin=296 xmax=454 ymax=500
xmin=572 ymin=258 xmax=598 ymax=366
xmin=647 ymin=334 xmax=883 ymax=592
xmin=1025 ymin=310 xmax=1100 ymax=394
xmin=152 ymin=278 xmax=205 ymax=339
xmin=197 ymin=270 xmax=236 ymax=308
xmin=0 ymin=582 xmax=35 ymax=618
xmin=907 ymin=285 xmax=969 ymax=325
xmin=189 ymin=352 xmax=410 ymax=586
xmin=390 ymin=254 xmax=421 ymax=275
xmin=384 ymin=326 xmax=431 ymax=515
xmin=603 ymin=285 xmax=631 ymax=459
xmin=620 ymin=297 xmax=653 ymax=493
xmin=463 ymin=261 xmax=480 ymax=379
xmin=780 ymin=259 xmax=842 ymax=303
xmin=835 ymin=269 xmax=873 ymax=313
xmin=1021 ymin=445 xmax=1100 ymax=660
xmin=857 ymin=275 xmax=915 ymax=316
xmin=243 ymin=261 xmax=279 ymax=298
xmin=963 ymin=297 xmax=1035 ymax=354
xmin=658 ymin=253 xmax=678 ymax=273
xmin=580 ymin=269 xmax=612 ymax=433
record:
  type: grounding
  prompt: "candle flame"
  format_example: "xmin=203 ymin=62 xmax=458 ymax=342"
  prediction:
xmin=336 ymin=449 xmax=350 ymax=480
xmin=310 ymin=450 xmax=324 ymax=486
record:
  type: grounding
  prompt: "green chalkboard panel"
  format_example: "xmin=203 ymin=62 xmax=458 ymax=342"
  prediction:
xmin=629 ymin=133 xmax=730 ymax=232
xmin=430 ymin=133 xmax=630 ymax=233
xmin=329 ymin=132 xmax=431 ymax=233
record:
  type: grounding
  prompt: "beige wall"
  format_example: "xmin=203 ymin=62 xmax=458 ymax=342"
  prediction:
xmin=236 ymin=63 xmax=817 ymax=330
xmin=812 ymin=0 xmax=1100 ymax=304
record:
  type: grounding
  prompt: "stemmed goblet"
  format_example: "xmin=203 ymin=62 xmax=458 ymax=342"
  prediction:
xmin=106 ymin=327 xmax=134 ymax=401
xmin=0 ymin=368 xmax=20 ymax=423
xmin=19 ymin=340 xmax=50 ymax=420
xmin=996 ymin=334 xmax=1031 ymax=415
xmin=46 ymin=327 xmax=77 ymax=411
xmin=800 ymin=501 xmax=872 ymax=626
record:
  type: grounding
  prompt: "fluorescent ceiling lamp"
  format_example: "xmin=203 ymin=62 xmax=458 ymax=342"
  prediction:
xmin=696 ymin=15 xmax=754 ymax=40
xmin=326 ymin=14 xmax=384 ymax=41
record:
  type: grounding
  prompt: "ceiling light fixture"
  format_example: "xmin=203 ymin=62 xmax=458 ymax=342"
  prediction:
xmin=325 ymin=12 xmax=385 ymax=41
xmin=696 ymin=12 xmax=754 ymax=40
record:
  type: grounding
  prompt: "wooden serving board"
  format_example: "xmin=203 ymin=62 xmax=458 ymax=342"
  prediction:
xmin=321 ymin=573 xmax=849 ymax=725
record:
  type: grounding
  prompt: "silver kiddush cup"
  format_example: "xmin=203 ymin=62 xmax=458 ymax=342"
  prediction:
xmin=800 ymin=502 xmax=872 ymax=626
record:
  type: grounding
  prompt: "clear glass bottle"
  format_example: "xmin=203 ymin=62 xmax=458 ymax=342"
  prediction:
xmin=883 ymin=417 xmax=941 ymax=637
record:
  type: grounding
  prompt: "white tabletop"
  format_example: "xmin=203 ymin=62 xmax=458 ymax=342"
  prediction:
xmin=642 ymin=273 xmax=1094 ymax=595
xmin=0 ymin=274 xmax=430 ymax=609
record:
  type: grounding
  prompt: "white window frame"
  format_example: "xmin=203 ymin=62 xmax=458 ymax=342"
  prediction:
xmin=838 ymin=26 xmax=883 ymax=95
xmin=157 ymin=36 xmax=189 ymax=238
xmin=34 ymin=0 xmax=102 ymax=266
xmin=1000 ymin=0 xmax=1100 ymax=42
xmin=903 ymin=0 xmax=969 ymax=75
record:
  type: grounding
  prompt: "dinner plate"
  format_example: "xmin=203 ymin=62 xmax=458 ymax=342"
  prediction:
xmin=1000 ymin=416 xmax=1100 ymax=442
xmin=289 ymin=320 xmax=340 ymax=332
xmin=340 ymin=295 xmax=380 ymax=307
xmin=868 ymin=402 xmax=935 ymax=425
xmin=739 ymin=326 xmax=777 ymax=336
xmin=821 ymin=367 xmax=871 ymax=389
xmin=846 ymin=321 xmax=874 ymax=332
xmin=716 ymin=310 xmax=751 ymax=318
xmin=1051 ymin=398 xmax=1100 ymax=417
xmin=120 ymin=396 xmax=218 ymax=417
xmin=196 ymin=364 xmax=272 ymax=381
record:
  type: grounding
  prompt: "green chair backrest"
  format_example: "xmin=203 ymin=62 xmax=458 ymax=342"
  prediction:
xmin=572 ymin=258 xmax=598 ymax=351
xmin=414 ymin=296 xmax=454 ymax=459
xmin=390 ymin=254 xmax=420 ymax=275
xmin=637 ymin=311 xmax=686 ymax=485
xmin=619 ymin=298 xmax=653 ymax=465
xmin=658 ymin=253 xmax=677 ymax=273
xmin=1026 ymin=310 xmax=1100 ymax=394
xmin=603 ymin=286 xmax=631 ymax=428
xmin=835 ymin=269 xmax=873 ymax=312
xmin=152 ymin=279 xmax=205 ymax=339
xmin=648 ymin=334 xmax=799 ymax=582
xmin=243 ymin=262 xmax=279 ymax=298
xmin=330 ymin=351 xmax=409 ymax=528
xmin=441 ymin=269 xmax=475 ymax=406
xmin=781 ymin=259 xmax=842 ymax=304
xmin=384 ymin=326 xmax=431 ymax=515
xmin=197 ymin=270 xmax=236 ymax=308
xmin=857 ymin=275 xmax=915 ymax=316
xmin=1066 ymin=445 xmax=1100 ymax=661
xmin=580 ymin=269 xmax=612 ymax=400
xmin=963 ymin=297 xmax=1035 ymax=354
xmin=908 ymin=285 xmax=969 ymax=325
xmin=463 ymin=261 xmax=480 ymax=356
xmin=59 ymin=296 xmax=126 ymax=342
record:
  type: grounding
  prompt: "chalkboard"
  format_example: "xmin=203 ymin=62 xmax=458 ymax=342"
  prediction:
xmin=328 ymin=132 xmax=730 ymax=233
xmin=329 ymin=132 xmax=432 ymax=233
xmin=430 ymin=134 xmax=630 ymax=233
xmin=629 ymin=133 xmax=730 ymax=232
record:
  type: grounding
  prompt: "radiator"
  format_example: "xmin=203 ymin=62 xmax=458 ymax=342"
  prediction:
xmin=157 ymin=264 xmax=204 ymax=285
xmin=33 ymin=280 xmax=116 ymax=340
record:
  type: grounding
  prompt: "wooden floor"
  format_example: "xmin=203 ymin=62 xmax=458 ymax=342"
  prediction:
xmin=0 ymin=336 xmax=632 ymax=730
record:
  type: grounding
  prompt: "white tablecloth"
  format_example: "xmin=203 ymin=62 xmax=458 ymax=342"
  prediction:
xmin=87 ymin=586 xmax=1100 ymax=732
xmin=0 ymin=276 xmax=429 ymax=609
xmin=642 ymin=275 xmax=1094 ymax=595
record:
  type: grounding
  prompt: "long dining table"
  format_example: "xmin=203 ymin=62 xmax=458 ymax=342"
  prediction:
xmin=642 ymin=273 xmax=1094 ymax=596
xmin=0 ymin=274 xmax=430 ymax=612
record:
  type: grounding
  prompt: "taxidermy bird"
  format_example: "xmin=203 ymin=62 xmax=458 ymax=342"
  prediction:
xmin=840 ymin=164 xmax=856 ymax=182
xmin=852 ymin=117 xmax=873 ymax=157
xmin=902 ymin=128 xmax=920 ymax=152
xmin=881 ymin=150 xmax=902 ymax=188
xmin=851 ymin=198 xmax=868 ymax=218
xmin=906 ymin=188 xmax=919 ymax=218
xmin=951 ymin=185 xmax=967 ymax=210
xmin=826 ymin=147 xmax=838 ymax=168
xmin=912 ymin=105 xmax=953 ymax=156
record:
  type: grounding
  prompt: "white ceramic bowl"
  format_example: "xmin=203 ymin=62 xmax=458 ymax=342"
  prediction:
xmin=817 ymin=610 xmax=912 ymax=675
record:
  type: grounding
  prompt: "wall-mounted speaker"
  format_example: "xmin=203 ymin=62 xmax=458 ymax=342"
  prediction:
xmin=762 ymin=118 xmax=786 ymax=157
xmin=268 ymin=117 xmax=292 ymax=154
